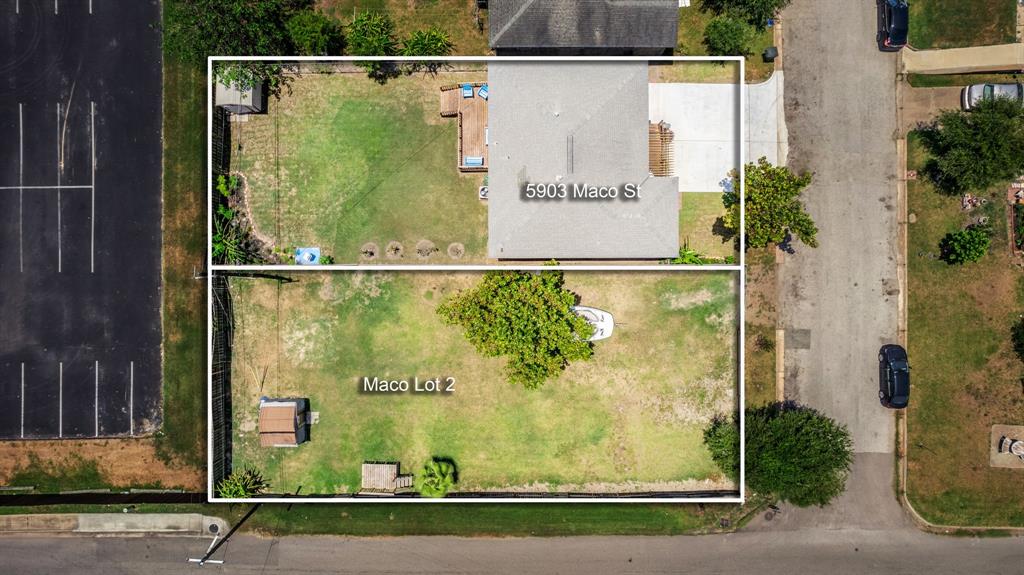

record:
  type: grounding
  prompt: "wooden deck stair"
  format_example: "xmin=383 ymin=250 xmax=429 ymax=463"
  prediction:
xmin=649 ymin=121 xmax=675 ymax=177
xmin=360 ymin=462 xmax=414 ymax=495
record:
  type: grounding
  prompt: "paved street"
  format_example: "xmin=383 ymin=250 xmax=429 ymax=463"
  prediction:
xmin=775 ymin=0 xmax=904 ymax=529
xmin=0 ymin=530 xmax=1020 ymax=574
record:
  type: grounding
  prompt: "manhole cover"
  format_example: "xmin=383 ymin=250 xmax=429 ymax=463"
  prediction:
xmin=785 ymin=329 xmax=811 ymax=350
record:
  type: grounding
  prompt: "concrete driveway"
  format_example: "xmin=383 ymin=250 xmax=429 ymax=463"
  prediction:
xmin=769 ymin=0 xmax=907 ymax=530
xmin=901 ymin=86 xmax=962 ymax=132
xmin=648 ymin=72 xmax=787 ymax=192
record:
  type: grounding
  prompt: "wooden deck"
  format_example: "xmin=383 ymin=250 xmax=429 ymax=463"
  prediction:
xmin=360 ymin=462 xmax=414 ymax=495
xmin=440 ymin=83 xmax=488 ymax=172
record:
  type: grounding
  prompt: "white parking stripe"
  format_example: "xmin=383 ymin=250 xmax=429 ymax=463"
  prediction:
xmin=0 ymin=185 xmax=91 ymax=190
xmin=58 ymin=362 xmax=63 ymax=438
xmin=129 ymin=361 xmax=134 ymax=436
xmin=56 ymin=103 xmax=61 ymax=274
xmin=54 ymin=0 xmax=58 ymax=15
xmin=91 ymin=101 xmax=95 ymax=273
xmin=94 ymin=360 xmax=99 ymax=437
xmin=20 ymin=363 xmax=24 ymax=439
xmin=18 ymin=103 xmax=23 ymax=273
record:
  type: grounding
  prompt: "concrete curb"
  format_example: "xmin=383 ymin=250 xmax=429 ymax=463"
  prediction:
xmin=0 ymin=514 xmax=228 ymax=537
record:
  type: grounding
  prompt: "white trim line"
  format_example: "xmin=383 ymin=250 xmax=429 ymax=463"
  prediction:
xmin=206 ymin=55 xmax=748 ymax=503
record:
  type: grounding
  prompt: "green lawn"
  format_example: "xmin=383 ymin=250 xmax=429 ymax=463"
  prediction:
xmin=231 ymin=70 xmax=489 ymax=263
xmin=321 ymin=0 xmax=489 ymax=56
xmin=677 ymin=6 xmax=776 ymax=83
xmin=905 ymin=133 xmax=1024 ymax=527
xmin=157 ymin=49 xmax=208 ymax=469
xmin=0 ymin=502 xmax=774 ymax=537
xmin=909 ymin=0 xmax=1017 ymax=49
xmin=679 ymin=192 xmax=735 ymax=259
xmin=908 ymin=72 xmax=1023 ymax=88
xmin=228 ymin=271 xmax=738 ymax=495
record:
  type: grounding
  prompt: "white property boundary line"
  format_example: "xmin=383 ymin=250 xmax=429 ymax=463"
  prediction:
xmin=206 ymin=55 xmax=747 ymax=504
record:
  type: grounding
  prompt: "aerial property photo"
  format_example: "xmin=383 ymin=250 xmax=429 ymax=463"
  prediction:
xmin=210 ymin=270 xmax=741 ymax=500
xmin=210 ymin=58 xmax=743 ymax=265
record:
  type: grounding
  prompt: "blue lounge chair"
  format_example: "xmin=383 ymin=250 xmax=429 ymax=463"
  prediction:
xmin=464 ymin=156 xmax=484 ymax=167
xmin=461 ymin=84 xmax=474 ymax=98
xmin=478 ymin=84 xmax=489 ymax=100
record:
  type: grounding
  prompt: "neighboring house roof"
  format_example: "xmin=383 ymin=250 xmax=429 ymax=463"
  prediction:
xmin=487 ymin=62 xmax=679 ymax=260
xmin=489 ymin=0 xmax=679 ymax=50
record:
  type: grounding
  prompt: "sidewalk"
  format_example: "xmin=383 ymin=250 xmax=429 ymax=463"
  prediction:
xmin=0 ymin=514 xmax=226 ymax=536
xmin=901 ymin=43 xmax=1024 ymax=74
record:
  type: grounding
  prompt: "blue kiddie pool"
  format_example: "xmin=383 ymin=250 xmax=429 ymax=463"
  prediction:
xmin=295 ymin=247 xmax=321 ymax=265
xmin=461 ymin=83 xmax=474 ymax=98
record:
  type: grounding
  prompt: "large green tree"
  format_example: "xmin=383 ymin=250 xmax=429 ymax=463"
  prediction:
xmin=700 ymin=0 xmax=791 ymax=27
xmin=724 ymin=157 xmax=817 ymax=249
xmin=704 ymin=402 xmax=853 ymax=507
xmin=920 ymin=97 xmax=1024 ymax=194
xmin=164 ymin=0 xmax=310 ymax=64
xmin=437 ymin=270 xmax=594 ymax=389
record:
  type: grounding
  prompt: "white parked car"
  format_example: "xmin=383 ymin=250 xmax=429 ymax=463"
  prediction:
xmin=572 ymin=306 xmax=615 ymax=341
xmin=961 ymin=82 xmax=1023 ymax=110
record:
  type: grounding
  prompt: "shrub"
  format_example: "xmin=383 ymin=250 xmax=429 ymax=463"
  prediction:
xmin=437 ymin=270 xmax=594 ymax=389
xmin=700 ymin=0 xmax=791 ymax=28
xmin=704 ymin=402 xmax=853 ymax=507
xmin=287 ymin=10 xmax=344 ymax=55
xmin=347 ymin=10 xmax=399 ymax=79
xmin=416 ymin=458 xmax=457 ymax=498
xmin=402 ymin=27 xmax=454 ymax=57
xmin=1012 ymin=316 xmax=1024 ymax=363
xmin=703 ymin=15 xmax=755 ymax=57
xmin=939 ymin=227 xmax=990 ymax=264
xmin=215 ymin=466 xmax=269 ymax=498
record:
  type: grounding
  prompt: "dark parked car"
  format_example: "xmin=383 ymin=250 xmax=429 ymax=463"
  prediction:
xmin=961 ymin=82 xmax=1024 ymax=110
xmin=878 ymin=0 xmax=909 ymax=52
xmin=878 ymin=344 xmax=910 ymax=408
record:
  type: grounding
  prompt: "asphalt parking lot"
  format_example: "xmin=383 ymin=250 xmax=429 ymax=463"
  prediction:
xmin=0 ymin=0 xmax=162 ymax=439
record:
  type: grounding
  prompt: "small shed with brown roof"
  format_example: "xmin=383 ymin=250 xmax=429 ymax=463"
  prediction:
xmin=258 ymin=398 xmax=310 ymax=447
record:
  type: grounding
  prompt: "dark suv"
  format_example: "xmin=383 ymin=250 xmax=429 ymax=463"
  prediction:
xmin=878 ymin=0 xmax=909 ymax=52
xmin=878 ymin=344 xmax=910 ymax=408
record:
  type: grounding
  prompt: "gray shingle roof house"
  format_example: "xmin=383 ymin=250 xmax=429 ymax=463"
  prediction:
xmin=487 ymin=62 xmax=680 ymax=260
xmin=488 ymin=0 xmax=679 ymax=55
